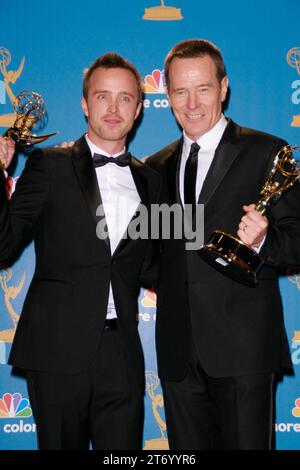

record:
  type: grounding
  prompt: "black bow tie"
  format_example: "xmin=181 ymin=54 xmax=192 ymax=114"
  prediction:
xmin=93 ymin=152 xmax=131 ymax=168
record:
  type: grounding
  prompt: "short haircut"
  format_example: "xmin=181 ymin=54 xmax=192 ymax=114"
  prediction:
xmin=83 ymin=52 xmax=143 ymax=101
xmin=164 ymin=39 xmax=227 ymax=90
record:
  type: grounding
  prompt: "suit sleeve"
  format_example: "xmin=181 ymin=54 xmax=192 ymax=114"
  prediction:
xmin=139 ymin=239 xmax=159 ymax=289
xmin=260 ymin=142 xmax=300 ymax=268
xmin=0 ymin=149 xmax=49 ymax=266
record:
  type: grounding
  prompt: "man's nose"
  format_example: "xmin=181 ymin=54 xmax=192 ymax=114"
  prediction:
xmin=107 ymin=97 xmax=119 ymax=113
xmin=186 ymin=92 xmax=198 ymax=110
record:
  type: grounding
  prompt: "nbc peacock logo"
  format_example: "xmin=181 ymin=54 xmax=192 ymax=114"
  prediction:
xmin=292 ymin=398 xmax=300 ymax=418
xmin=143 ymin=69 xmax=169 ymax=109
xmin=144 ymin=69 xmax=166 ymax=94
xmin=291 ymin=330 xmax=300 ymax=366
xmin=0 ymin=392 xmax=32 ymax=418
xmin=141 ymin=289 xmax=157 ymax=308
xmin=274 ymin=397 xmax=300 ymax=433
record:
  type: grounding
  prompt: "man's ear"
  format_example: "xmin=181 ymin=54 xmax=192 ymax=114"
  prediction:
xmin=221 ymin=76 xmax=229 ymax=103
xmin=134 ymin=101 xmax=143 ymax=120
xmin=81 ymin=97 xmax=88 ymax=117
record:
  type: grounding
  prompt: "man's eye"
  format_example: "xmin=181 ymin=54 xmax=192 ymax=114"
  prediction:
xmin=120 ymin=95 xmax=131 ymax=102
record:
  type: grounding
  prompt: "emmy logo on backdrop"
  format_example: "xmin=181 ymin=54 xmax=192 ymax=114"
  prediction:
xmin=143 ymin=0 xmax=183 ymax=21
xmin=287 ymin=266 xmax=300 ymax=290
xmin=0 ymin=47 xmax=25 ymax=128
xmin=291 ymin=330 xmax=300 ymax=367
xmin=292 ymin=331 xmax=300 ymax=344
xmin=287 ymin=47 xmax=300 ymax=127
xmin=0 ymin=269 xmax=25 ymax=342
xmin=143 ymin=371 xmax=169 ymax=450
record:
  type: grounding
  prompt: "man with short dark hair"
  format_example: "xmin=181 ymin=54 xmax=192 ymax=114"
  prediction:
xmin=147 ymin=39 xmax=300 ymax=450
xmin=0 ymin=52 xmax=161 ymax=450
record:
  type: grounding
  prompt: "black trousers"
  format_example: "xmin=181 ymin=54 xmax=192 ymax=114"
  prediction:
xmin=26 ymin=328 xmax=144 ymax=450
xmin=161 ymin=346 xmax=274 ymax=450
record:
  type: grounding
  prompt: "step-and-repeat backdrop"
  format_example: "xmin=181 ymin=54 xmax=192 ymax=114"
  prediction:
xmin=0 ymin=0 xmax=300 ymax=450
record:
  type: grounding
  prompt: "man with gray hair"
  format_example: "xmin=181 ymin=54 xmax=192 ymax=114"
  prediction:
xmin=147 ymin=39 xmax=300 ymax=450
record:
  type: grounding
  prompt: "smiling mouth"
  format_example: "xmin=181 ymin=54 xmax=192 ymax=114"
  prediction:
xmin=186 ymin=113 xmax=205 ymax=120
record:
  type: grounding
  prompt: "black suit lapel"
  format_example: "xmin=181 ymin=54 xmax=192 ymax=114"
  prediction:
xmin=198 ymin=119 xmax=240 ymax=207
xmin=72 ymin=135 xmax=111 ymax=253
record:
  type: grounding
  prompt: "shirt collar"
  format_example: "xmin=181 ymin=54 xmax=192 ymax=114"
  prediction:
xmin=183 ymin=114 xmax=228 ymax=154
xmin=85 ymin=134 xmax=126 ymax=158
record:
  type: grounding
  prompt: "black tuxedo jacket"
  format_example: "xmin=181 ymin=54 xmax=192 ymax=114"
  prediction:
xmin=147 ymin=119 xmax=300 ymax=381
xmin=0 ymin=136 xmax=161 ymax=384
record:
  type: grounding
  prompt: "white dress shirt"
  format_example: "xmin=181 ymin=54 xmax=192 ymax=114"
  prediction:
xmin=85 ymin=135 xmax=140 ymax=319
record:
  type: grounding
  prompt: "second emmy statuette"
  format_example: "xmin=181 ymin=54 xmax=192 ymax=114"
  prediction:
xmin=198 ymin=145 xmax=300 ymax=286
